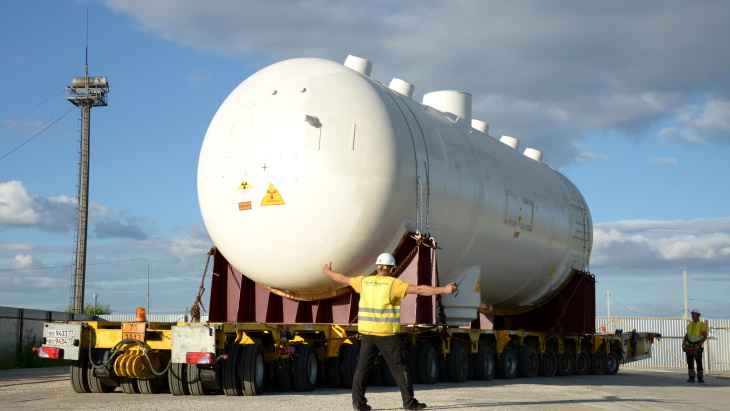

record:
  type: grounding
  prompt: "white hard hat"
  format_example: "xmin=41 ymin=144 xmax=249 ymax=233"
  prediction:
xmin=375 ymin=253 xmax=396 ymax=266
xmin=691 ymin=308 xmax=701 ymax=315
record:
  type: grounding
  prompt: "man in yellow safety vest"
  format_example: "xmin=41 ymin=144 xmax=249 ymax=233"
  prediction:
xmin=683 ymin=308 xmax=708 ymax=383
xmin=323 ymin=252 xmax=457 ymax=411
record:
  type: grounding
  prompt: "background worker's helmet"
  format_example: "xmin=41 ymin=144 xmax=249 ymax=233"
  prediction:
xmin=691 ymin=308 xmax=701 ymax=315
xmin=375 ymin=253 xmax=396 ymax=266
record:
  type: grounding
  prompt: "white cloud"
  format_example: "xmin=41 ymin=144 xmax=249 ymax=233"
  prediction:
xmin=0 ymin=180 xmax=153 ymax=238
xmin=660 ymin=96 xmax=730 ymax=145
xmin=643 ymin=157 xmax=678 ymax=166
xmin=0 ymin=180 xmax=76 ymax=230
xmin=591 ymin=218 xmax=730 ymax=270
xmin=100 ymin=0 xmax=730 ymax=164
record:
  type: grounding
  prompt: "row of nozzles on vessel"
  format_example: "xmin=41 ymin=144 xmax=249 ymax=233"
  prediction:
xmin=344 ymin=55 xmax=544 ymax=164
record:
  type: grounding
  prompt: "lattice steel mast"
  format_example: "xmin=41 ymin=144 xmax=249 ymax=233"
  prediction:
xmin=66 ymin=41 xmax=108 ymax=313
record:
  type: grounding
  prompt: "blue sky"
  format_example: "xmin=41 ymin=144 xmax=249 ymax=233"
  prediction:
xmin=1 ymin=0 xmax=729 ymax=319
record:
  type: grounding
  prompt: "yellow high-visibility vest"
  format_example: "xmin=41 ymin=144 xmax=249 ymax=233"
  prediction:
xmin=358 ymin=276 xmax=401 ymax=334
xmin=687 ymin=321 xmax=706 ymax=343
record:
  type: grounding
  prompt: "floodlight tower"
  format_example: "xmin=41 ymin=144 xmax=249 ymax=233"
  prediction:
xmin=66 ymin=60 xmax=108 ymax=313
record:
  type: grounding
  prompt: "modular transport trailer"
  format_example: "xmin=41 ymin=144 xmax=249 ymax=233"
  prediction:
xmin=36 ymin=242 xmax=658 ymax=395
xmin=37 ymin=55 xmax=658 ymax=393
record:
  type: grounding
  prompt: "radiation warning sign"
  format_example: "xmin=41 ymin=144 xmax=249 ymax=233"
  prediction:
xmin=237 ymin=179 xmax=253 ymax=210
xmin=238 ymin=180 xmax=252 ymax=190
xmin=475 ymin=277 xmax=481 ymax=293
xmin=261 ymin=182 xmax=285 ymax=206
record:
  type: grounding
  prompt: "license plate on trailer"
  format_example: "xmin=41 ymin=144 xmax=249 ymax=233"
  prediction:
xmin=46 ymin=337 xmax=75 ymax=346
xmin=47 ymin=329 xmax=76 ymax=338
xmin=122 ymin=322 xmax=146 ymax=342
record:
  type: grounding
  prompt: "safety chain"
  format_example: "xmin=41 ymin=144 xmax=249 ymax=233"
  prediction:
xmin=190 ymin=247 xmax=216 ymax=322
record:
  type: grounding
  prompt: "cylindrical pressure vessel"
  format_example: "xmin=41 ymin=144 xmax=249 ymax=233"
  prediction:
xmin=197 ymin=56 xmax=592 ymax=317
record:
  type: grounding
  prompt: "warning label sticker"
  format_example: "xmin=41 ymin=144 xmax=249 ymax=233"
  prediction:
xmin=238 ymin=201 xmax=252 ymax=211
xmin=238 ymin=180 xmax=252 ymax=190
xmin=261 ymin=182 xmax=285 ymax=206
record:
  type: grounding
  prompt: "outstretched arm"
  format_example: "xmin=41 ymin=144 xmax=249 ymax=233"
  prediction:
xmin=405 ymin=282 xmax=457 ymax=296
xmin=322 ymin=262 xmax=351 ymax=286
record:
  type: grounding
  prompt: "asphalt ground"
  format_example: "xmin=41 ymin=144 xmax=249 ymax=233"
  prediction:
xmin=1 ymin=366 xmax=729 ymax=410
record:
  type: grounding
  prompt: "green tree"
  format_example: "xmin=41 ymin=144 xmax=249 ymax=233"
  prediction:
xmin=64 ymin=303 xmax=112 ymax=315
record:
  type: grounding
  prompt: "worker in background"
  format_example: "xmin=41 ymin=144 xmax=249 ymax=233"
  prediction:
xmin=323 ymin=253 xmax=457 ymax=411
xmin=683 ymin=308 xmax=708 ymax=383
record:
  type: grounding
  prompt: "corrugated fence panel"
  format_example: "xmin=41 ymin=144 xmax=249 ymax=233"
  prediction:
xmin=596 ymin=317 xmax=730 ymax=372
xmin=97 ymin=314 xmax=209 ymax=323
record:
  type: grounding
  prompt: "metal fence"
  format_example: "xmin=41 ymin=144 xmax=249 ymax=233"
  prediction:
xmin=596 ymin=317 xmax=730 ymax=373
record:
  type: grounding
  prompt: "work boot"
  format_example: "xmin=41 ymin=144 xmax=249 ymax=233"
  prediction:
xmin=404 ymin=402 xmax=427 ymax=410
xmin=687 ymin=377 xmax=695 ymax=383
xmin=698 ymin=377 xmax=705 ymax=383
xmin=353 ymin=403 xmax=372 ymax=411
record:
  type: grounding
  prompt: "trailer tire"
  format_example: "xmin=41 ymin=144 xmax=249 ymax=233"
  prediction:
xmin=474 ymin=347 xmax=495 ymax=381
xmin=223 ymin=344 xmax=244 ymax=396
xmin=138 ymin=377 xmax=166 ymax=394
xmin=341 ymin=344 xmax=359 ymax=388
xmin=589 ymin=350 xmax=607 ymax=375
xmin=293 ymin=344 xmax=318 ymax=392
xmin=496 ymin=347 xmax=518 ymax=379
xmin=418 ymin=346 xmax=438 ymax=384
xmin=538 ymin=348 xmax=557 ymax=377
xmin=605 ymin=352 xmax=620 ymax=375
xmin=447 ymin=346 xmax=468 ymax=383
xmin=168 ymin=362 xmax=189 ymax=395
xmin=325 ymin=355 xmax=344 ymax=388
xmin=87 ymin=350 xmax=116 ymax=393
xmin=518 ymin=347 xmax=539 ymax=378
xmin=436 ymin=355 xmax=448 ymax=382
xmin=70 ymin=348 xmax=91 ymax=393
xmin=120 ymin=377 xmax=140 ymax=394
xmin=556 ymin=351 xmax=574 ymax=376
xmin=573 ymin=350 xmax=590 ymax=375
xmin=185 ymin=363 xmax=210 ymax=395
xmin=241 ymin=344 xmax=265 ymax=395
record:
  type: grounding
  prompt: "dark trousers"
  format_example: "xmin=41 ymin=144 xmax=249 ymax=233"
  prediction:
xmin=352 ymin=334 xmax=418 ymax=408
xmin=686 ymin=346 xmax=704 ymax=378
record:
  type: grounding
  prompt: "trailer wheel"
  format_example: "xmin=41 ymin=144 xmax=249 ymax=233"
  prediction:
xmin=538 ymin=348 xmax=557 ymax=377
xmin=241 ymin=344 xmax=265 ymax=395
xmin=447 ymin=346 xmax=468 ymax=382
xmin=473 ymin=347 xmax=495 ymax=381
xmin=223 ymin=344 xmax=244 ymax=396
xmin=496 ymin=347 xmax=518 ymax=379
xmin=466 ymin=354 xmax=476 ymax=380
xmin=185 ymin=363 xmax=210 ymax=395
xmin=120 ymin=377 xmax=140 ymax=394
xmin=293 ymin=344 xmax=318 ymax=392
xmin=87 ymin=349 xmax=116 ymax=393
xmin=138 ymin=376 xmax=166 ymax=394
xmin=573 ymin=350 xmax=590 ymax=375
xmin=325 ymin=355 xmax=344 ymax=388
xmin=417 ymin=346 xmax=438 ymax=384
xmin=276 ymin=356 xmax=295 ymax=391
xmin=168 ymin=362 xmax=189 ymax=395
xmin=341 ymin=344 xmax=359 ymax=388
xmin=518 ymin=347 xmax=539 ymax=378
xmin=556 ymin=351 xmax=574 ymax=376
xmin=437 ymin=354 xmax=448 ymax=382
xmin=589 ymin=351 xmax=607 ymax=375
xmin=70 ymin=348 xmax=91 ymax=393
xmin=605 ymin=352 xmax=620 ymax=375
